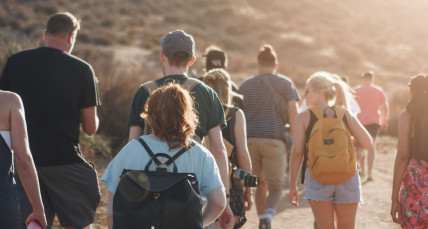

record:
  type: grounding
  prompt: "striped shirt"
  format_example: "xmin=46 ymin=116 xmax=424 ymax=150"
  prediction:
xmin=239 ymin=74 xmax=300 ymax=140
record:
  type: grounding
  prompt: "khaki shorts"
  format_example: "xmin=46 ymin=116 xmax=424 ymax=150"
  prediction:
xmin=248 ymin=137 xmax=287 ymax=185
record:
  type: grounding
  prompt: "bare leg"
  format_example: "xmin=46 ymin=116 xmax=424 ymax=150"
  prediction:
xmin=334 ymin=203 xmax=358 ymax=229
xmin=255 ymin=178 xmax=268 ymax=216
xmin=266 ymin=183 xmax=283 ymax=211
xmin=308 ymin=199 xmax=335 ymax=229
xmin=358 ymin=149 xmax=366 ymax=178
xmin=367 ymin=146 xmax=375 ymax=180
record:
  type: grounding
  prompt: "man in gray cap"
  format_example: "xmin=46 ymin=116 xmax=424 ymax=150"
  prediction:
xmin=127 ymin=30 xmax=232 ymax=227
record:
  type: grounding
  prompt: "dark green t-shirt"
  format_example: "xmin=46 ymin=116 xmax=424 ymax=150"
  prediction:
xmin=128 ymin=75 xmax=226 ymax=139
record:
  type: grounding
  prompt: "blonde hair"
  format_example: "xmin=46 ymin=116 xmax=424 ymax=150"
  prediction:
xmin=203 ymin=68 xmax=242 ymax=106
xmin=307 ymin=71 xmax=353 ymax=110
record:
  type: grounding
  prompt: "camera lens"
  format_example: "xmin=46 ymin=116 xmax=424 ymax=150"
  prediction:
xmin=244 ymin=175 xmax=259 ymax=187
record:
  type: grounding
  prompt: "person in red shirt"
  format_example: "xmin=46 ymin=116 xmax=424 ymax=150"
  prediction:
xmin=354 ymin=71 xmax=389 ymax=181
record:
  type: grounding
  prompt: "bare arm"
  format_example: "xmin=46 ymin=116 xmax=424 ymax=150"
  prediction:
xmin=347 ymin=112 xmax=373 ymax=149
xmin=380 ymin=99 xmax=389 ymax=131
xmin=288 ymin=111 xmax=307 ymax=207
xmin=391 ymin=111 xmax=411 ymax=224
xmin=287 ymin=99 xmax=298 ymax=136
xmin=128 ymin=125 xmax=143 ymax=142
xmin=234 ymin=110 xmax=253 ymax=209
xmin=11 ymin=95 xmax=47 ymax=229
xmin=207 ymin=125 xmax=228 ymax=190
xmin=202 ymin=187 xmax=226 ymax=227
xmin=207 ymin=125 xmax=232 ymax=228
xmin=80 ymin=106 xmax=99 ymax=136
xmin=107 ymin=191 xmax=114 ymax=229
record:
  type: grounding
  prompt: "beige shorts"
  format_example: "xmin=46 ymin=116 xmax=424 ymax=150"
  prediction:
xmin=248 ymin=137 xmax=287 ymax=185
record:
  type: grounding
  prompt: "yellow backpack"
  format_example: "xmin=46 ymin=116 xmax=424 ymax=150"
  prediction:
xmin=306 ymin=106 xmax=356 ymax=184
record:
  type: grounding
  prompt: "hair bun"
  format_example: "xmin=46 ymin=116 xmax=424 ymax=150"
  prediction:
xmin=258 ymin=44 xmax=277 ymax=66
xmin=262 ymin=46 xmax=271 ymax=53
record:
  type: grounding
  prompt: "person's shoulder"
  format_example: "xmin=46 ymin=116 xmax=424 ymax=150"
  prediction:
xmin=297 ymin=109 xmax=311 ymax=119
xmin=189 ymin=140 xmax=212 ymax=156
xmin=274 ymin=73 xmax=293 ymax=82
xmin=0 ymin=91 xmax=23 ymax=110
xmin=239 ymin=76 xmax=258 ymax=88
xmin=371 ymin=84 xmax=386 ymax=93
xmin=400 ymin=109 xmax=411 ymax=120
xmin=6 ymin=48 xmax=38 ymax=62
xmin=65 ymin=52 xmax=93 ymax=70
xmin=0 ymin=91 xmax=21 ymax=103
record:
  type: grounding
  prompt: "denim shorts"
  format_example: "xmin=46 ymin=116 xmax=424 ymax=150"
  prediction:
xmin=304 ymin=169 xmax=362 ymax=203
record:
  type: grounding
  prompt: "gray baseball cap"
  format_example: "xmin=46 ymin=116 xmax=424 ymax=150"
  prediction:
xmin=160 ymin=30 xmax=195 ymax=58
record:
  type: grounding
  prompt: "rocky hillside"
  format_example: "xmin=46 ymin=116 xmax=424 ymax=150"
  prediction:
xmin=1 ymin=0 xmax=425 ymax=148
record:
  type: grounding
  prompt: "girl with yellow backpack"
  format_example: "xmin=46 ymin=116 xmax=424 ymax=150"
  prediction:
xmin=289 ymin=72 xmax=372 ymax=229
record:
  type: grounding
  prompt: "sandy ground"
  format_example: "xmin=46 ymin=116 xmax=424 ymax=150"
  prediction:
xmin=51 ymin=136 xmax=401 ymax=229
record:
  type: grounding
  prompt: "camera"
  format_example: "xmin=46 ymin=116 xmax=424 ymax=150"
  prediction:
xmin=232 ymin=168 xmax=259 ymax=187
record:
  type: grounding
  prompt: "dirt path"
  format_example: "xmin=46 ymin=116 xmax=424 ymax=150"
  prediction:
xmin=51 ymin=136 xmax=401 ymax=228
xmin=245 ymin=136 xmax=401 ymax=229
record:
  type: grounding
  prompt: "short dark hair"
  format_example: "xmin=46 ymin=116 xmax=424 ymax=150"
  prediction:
xmin=361 ymin=71 xmax=374 ymax=79
xmin=45 ymin=12 xmax=80 ymax=36
xmin=166 ymin=51 xmax=192 ymax=67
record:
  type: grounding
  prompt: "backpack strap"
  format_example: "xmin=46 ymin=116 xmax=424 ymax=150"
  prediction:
xmin=166 ymin=142 xmax=195 ymax=167
xmin=136 ymin=137 xmax=194 ymax=173
xmin=181 ymin=77 xmax=200 ymax=91
xmin=226 ymin=107 xmax=238 ymax=166
xmin=136 ymin=138 xmax=160 ymax=165
xmin=141 ymin=81 xmax=159 ymax=94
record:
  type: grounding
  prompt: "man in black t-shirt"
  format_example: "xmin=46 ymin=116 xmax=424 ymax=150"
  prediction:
xmin=0 ymin=12 xmax=100 ymax=229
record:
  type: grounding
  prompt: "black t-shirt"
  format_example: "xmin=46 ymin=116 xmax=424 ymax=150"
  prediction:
xmin=0 ymin=47 xmax=100 ymax=166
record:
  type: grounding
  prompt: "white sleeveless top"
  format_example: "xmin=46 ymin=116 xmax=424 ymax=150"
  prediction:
xmin=0 ymin=131 xmax=11 ymax=149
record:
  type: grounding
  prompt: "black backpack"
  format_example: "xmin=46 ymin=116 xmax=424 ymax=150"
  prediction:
xmin=113 ymin=138 xmax=202 ymax=229
xmin=413 ymin=117 xmax=428 ymax=162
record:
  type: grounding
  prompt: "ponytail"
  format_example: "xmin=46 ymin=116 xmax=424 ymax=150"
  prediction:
xmin=308 ymin=71 xmax=354 ymax=112
xmin=333 ymin=81 xmax=348 ymax=109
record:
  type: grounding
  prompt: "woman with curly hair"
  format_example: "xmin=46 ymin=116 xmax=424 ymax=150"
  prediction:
xmin=102 ymin=83 xmax=226 ymax=228
xmin=391 ymin=74 xmax=428 ymax=228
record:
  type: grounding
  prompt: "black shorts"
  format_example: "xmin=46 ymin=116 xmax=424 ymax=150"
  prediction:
xmin=37 ymin=161 xmax=100 ymax=228
xmin=364 ymin=124 xmax=380 ymax=139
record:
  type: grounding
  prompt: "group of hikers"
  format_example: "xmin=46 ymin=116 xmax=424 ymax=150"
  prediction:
xmin=0 ymin=11 xmax=427 ymax=229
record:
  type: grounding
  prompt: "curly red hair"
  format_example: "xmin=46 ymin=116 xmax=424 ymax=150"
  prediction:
xmin=141 ymin=83 xmax=198 ymax=149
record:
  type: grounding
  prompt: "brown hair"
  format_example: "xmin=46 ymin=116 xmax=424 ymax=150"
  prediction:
xmin=257 ymin=44 xmax=277 ymax=67
xmin=361 ymin=71 xmax=374 ymax=79
xmin=406 ymin=74 xmax=428 ymax=130
xmin=141 ymin=83 xmax=198 ymax=149
xmin=166 ymin=51 xmax=192 ymax=68
xmin=45 ymin=12 xmax=80 ymax=36
xmin=202 ymin=68 xmax=242 ymax=106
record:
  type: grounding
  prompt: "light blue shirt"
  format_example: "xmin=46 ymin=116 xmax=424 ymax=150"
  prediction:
xmin=101 ymin=135 xmax=223 ymax=197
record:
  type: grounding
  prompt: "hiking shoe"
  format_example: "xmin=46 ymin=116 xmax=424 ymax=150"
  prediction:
xmin=259 ymin=218 xmax=271 ymax=229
